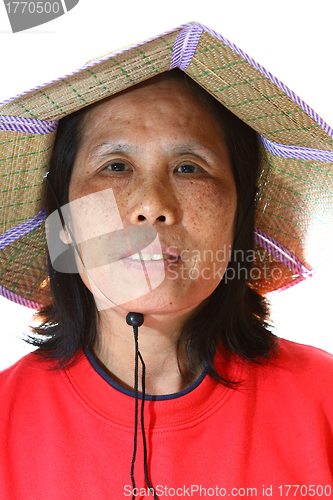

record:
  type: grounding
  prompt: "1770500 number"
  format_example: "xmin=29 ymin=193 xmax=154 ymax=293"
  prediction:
xmin=5 ymin=2 xmax=60 ymax=14
xmin=278 ymin=485 xmax=332 ymax=496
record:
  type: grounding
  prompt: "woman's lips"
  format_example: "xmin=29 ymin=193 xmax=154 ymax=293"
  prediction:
xmin=127 ymin=253 xmax=177 ymax=261
xmin=119 ymin=253 xmax=181 ymax=274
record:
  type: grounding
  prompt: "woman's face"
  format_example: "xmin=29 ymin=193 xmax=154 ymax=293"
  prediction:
xmin=69 ymin=75 xmax=237 ymax=316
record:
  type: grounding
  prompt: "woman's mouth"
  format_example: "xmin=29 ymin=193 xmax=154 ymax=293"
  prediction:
xmin=119 ymin=252 xmax=181 ymax=278
xmin=127 ymin=253 xmax=178 ymax=261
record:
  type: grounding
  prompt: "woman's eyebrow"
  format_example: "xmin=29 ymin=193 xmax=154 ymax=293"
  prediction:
xmin=87 ymin=142 xmax=141 ymax=159
xmin=164 ymin=142 xmax=224 ymax=161
xmin=86 ymin=141 xmax=224 ymax=161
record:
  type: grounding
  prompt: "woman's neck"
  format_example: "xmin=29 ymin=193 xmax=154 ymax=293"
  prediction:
xmin=92 ymin=307 xmax=200 ymax=395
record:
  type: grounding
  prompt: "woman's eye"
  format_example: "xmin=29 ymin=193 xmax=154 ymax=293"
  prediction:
xmin=176 ymin=164 xmax=199 ymax=174
xmin=106 ymin=162 xmax=130 ymax=172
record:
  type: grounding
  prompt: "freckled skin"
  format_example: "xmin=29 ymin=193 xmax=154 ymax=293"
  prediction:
xmin=70 ymin=75 xmax=237 ymax=318
xmin=68 ymin=74 xmax=238 ymax=392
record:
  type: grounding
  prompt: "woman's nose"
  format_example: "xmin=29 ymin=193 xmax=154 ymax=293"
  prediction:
xmin=127 ymin=177 xmax=181 ymax=226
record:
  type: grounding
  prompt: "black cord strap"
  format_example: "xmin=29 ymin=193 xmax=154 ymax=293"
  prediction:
xmin=130 ymin=326 xmax=139 ymax=499
xmin=131 ymin=326 xmax=158 ymax=500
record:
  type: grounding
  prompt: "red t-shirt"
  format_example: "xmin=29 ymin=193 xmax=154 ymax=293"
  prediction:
xmin=0 ymin=338 xmax=332 ymax=499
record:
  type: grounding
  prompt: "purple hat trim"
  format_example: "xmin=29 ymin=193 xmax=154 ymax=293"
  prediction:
xmin=0 ymin=115 xmax=59 ymax=134
xmin=259 ymin=136 xmax=333 ymax=162
xmin=0 ymin=207 xmax=47 ymax=252
xmin=254 ymin=228 xmax=310 ymax=276
xmin=0 ymin=208 xmax=47 ymax=309
xmin=0 ymin=285 xmax=42 ymax=309
xmin=170 ymin=24 xmax=203 ymax=71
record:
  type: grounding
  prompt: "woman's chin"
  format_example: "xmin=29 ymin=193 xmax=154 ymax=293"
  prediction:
xmin=97 ymin=291 xmax=202 ymax=319
xmin=89 ymin=271 xmax=218 ymax=318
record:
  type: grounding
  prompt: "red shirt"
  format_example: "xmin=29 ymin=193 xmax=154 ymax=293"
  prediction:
xmin=0 ymin=338 xmax=332 ymax=499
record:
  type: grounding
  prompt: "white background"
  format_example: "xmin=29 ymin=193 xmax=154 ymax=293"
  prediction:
xmin=0 ymin=0 xmax=332 ymax=370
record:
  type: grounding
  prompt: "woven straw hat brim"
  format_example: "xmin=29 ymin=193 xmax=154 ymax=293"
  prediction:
xmin=1 ymin=22 xmax=333 ymax=309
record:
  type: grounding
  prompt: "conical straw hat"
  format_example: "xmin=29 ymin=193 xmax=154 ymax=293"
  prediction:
xmin=1 ymin=22 xmax=333 ymax=309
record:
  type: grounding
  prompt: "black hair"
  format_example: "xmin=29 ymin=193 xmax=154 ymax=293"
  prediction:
xmin=30 ymin=69 xmax=278 ymax=385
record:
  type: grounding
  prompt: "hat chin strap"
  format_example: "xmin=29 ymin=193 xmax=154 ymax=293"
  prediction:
xmin=126 ymin=313 xmax=158 ymax=500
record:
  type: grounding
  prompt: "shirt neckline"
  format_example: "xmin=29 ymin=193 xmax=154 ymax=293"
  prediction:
xmin=63 ymin=348 xmax=244 ymax=430
xmin=84 ymin=347 xmax=208 ymax=401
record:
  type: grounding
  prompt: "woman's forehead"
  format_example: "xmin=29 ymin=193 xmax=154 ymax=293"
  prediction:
xmin=79 ymin=74 xmax=225 ymax=150
xmin=84 ymin=75 xmax=202 ymax=122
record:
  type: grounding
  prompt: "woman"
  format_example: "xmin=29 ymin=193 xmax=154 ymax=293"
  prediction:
xmin=0 ymin=23 xmax=333 ymax=499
